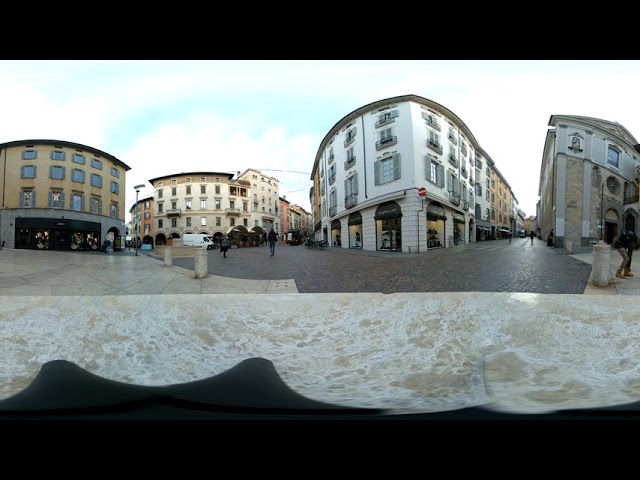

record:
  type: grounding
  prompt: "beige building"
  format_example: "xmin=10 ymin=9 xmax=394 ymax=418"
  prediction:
xmin=149 ymin=171 xmax=271 ymax=245
xmin=237 ymin=168 xmax=281 ymax=235
xmin=0 ymin=139 xmax=130 ymax=250
xmin=129 ymin=195 xmax=155 ymax=248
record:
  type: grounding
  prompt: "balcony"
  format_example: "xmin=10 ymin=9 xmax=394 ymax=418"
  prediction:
xmin=449 ymin=155 xmax=459 ymax=168
xmin=449 ymin=192 xmax=461 ymax=206
xmin=329 ymin=206 xmax=337 ymax=217
xmin=225 ymin=208 xmax=241 ymax=216
xmin=375 ymin=136 xmax=397 ymax=151
xmin=344 ymin=156 xmax=356 ymax=170
xmin=345 ymin=194 xmax=358 ymax=209
xmin=427 ymin=140 xmax=443 ymax=155
xmin=328 ymin=153 xmax=335 ymax=164
xmin=166 ymin=209 xmax=181 ymax=217
xmin=462 ymin=200 xmax=469 ymax=210
xmin=328 ymin=174 xmax=336 ymax=186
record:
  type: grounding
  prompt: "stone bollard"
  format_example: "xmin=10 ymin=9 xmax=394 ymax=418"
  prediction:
xmin=164 ymin=246 xmax=173 ymax=267
xmin=194 ymin=248 xmax=208 ymax=279
xmin=591 ymin=242 xmax=611 ymax=287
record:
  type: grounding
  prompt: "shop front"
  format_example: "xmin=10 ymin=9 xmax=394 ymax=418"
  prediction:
xmin=348 ymin=212 xmax=363 ymax=249
xmin=375 ymin=201 xmax=403 ymax=252
xmin=453 ymin=213 xmax=465 ymax=245
xmin=15 ymin=217 xmax=101 ymax=251
xmin=426 ymin=202 xmax=446 ymax=249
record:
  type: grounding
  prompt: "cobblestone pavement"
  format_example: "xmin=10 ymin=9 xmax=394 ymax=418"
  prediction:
xmin=170 ymin=236 xmax=591 ymax=294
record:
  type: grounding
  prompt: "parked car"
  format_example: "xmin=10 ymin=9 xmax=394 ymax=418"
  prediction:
xmin=286 ymin=229 xmax=302 ymax=245
xmin=182 ymin=233 xmax=214 ymax=250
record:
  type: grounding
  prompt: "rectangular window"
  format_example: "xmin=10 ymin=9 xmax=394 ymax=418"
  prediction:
xmin=158 ymin=219 xmax=163 ymax=228
xmin=72 ymin=169 xmax=85 ymax=183
xmin=21 ymin=165 xmax=37 ymax=179
xmin=607 ymin=147 xmax=620 ymax=168
xmin=425 ymin=157 xmax=444 ymax=188
xmin=216 ymin=217 xmax=221 ymax=227
xmin=374 ymin=154 xmax=401 ymax=185
xmin=230 ymin=218 xmax=235 ymax=227
xmin=158 ymin=189 xmax=163 ymax=198
xmin=111 ymin=202 xmax=118 ymax=218
xmin=50 ymin=165 xmax=65 ymax=180
xmin=21 ymin=190 xmax=35 ymax=208
xmin=186 ymin=200 xmax=192 ymax=209
xmin=215 ymin=185 xmax=221 ymax=194
xmin=51 ymin=150 xmax=66 ymax=161
xmin=186 ymin=217 xmax=192 ymax=227
xmin=145 ymin=201 xmax=150 ymax=209
xmin=229 ymin=200 xmax=235 ymax=209
xmin=50 ymin=192 xmax=64 ymax=209
xmin=200 ymin=177 xmax=206 ymax=182
xmin=171 ymin=218 xmax=177 ymax=227
xmin=22 ymin=150 xmax=38 ymax=160
xmin=110 ymin=181 xmax=119 ymax=194
xmin=91 ymin=197 xmax=102 ymax=214
xmin=72 ymin=153 xmax=86 ymax=164
xmin=215 ymin=199 xmax=221 ymax=209
xmin=186 ymin=186 xmax=191 ymax=195
xmin=171 ymin=201 xmax=177 ymax=209
xmin=144 ymin=224 xmax=150 ymax=235
xmin=90 ymin=173 xmax=102 ymax=187
xmin=92 ymin=158 xmax=103 ymax=169
xmin=201 ymin=200 xmax=207 ymax=209
xmin=172 ymin=187 xmax=177 ymax=196
xmin=201 ymin=217 xmax=206 ymax=226
xmin=171 ymin=179 xmax=177 ymax=185
xmin=71 ymin=193 xmax=84 ymax=211
xmin=144 ymin=212 xmax=150 ymax=220
xmin=158 ymin=203 xmax=163 ymax=213
xmin=110 ymin=166 xmax=119 ymax=178
xmin=201 ymin=185 xmax=206 ymax=194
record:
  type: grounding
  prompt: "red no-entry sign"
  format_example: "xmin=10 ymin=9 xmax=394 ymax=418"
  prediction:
xmin=418 ymin=187 xmax=426 ymax=197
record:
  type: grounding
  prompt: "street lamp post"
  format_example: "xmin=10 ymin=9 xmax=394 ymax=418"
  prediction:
xmin=134 ymin=184 xmax=145 ymax=256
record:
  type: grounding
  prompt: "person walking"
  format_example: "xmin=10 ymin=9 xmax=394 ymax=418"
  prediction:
xmin=529 ymin=230 xmax=535 ymax=244
xmin=268 ymin=228 xmax=277 ymax=257
xmin=612 ymin=233 xmax=631 ymax=279
xmin=623 ymin=229 xmax=639 ymax=277
xmin=220 ymin=234 xmax=230 ymax=258
xmin=546 ymin=229 xmax=554 ymax=247
xmin=508 ymin=231 xmax=512 ymax=243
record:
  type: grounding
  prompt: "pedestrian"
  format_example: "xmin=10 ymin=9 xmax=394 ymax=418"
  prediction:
xmin=529 ymin=230 xmax=534 ymax=244
xmin=508 ymin=231 xmax=512 ymax=243
xmin=220 ymin=234 xmax=230 ymax=258
xmin=612 ymin=233 xmax=631 ymax=279
xmin=268 ymin=228 xmax=277 ymax=257
xmin=623 ymin=229 xmax=639 ymax=277
xmin=547 ymin=229 xmax=554 ymax=247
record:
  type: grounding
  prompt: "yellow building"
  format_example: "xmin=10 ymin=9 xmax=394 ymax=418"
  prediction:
xmin=0 ymin=139 xmax=131 ymax=251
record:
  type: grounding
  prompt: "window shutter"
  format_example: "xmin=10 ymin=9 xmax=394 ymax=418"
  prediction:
xmin=425 ymin=157 xmax=431 ymax=180
xmin=21 ymin=166 xmax=25 ymax=178
xmin=98 ymin=198 xmax=102 ymax=215
xmin=437 ymin=164 xmax=445 ymax=188
xmin=61 ymin=193 xmax=66 ymax=208
xmin=393 ymin=154 xmax=401 ymax=180
xmin=344 ymin=178 xmax=349 ymax=195
xmin=82 ymin=170 xmax=86 ymax=183
xmin=49 ymin=166 xmax=54 ymax=178
xmin=353 ymin=173 xmax=358 ymax=194
xmin=374 ymin=160 xmax=380 ymax=185
xmin=32 ymin=191 xmax=36 ymax=207
xmin=81 ymin=195 xmax=85 ymax=211
xmin=62 ymin=166 xmax=66 ymax=179
xmin=352 ymin=126 xmax=357 ymax=136
xmin=19 ymin=192 xmax=24 ymax=208
xmin=33 ymin=166 xmax=37 ymax=177
xmin=391 ymin=110 xmax=399 ymax=118
xmin=48 ymin=191 xmax=53 ymax=208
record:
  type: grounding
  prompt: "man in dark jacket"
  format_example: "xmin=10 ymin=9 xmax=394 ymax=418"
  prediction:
xmin=268 ymin=228 xmax=277 ymax=257
xmin=623 ymin=229 xmax=639 ymax=277
xmin=612 ymin=234 xmax=631 ymax=279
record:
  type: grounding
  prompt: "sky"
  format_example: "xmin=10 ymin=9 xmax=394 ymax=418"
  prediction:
xmin=2 ymin=59 xmax=640 ymax=220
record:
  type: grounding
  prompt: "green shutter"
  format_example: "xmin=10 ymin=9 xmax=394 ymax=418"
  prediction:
xmin=353 ymin=173 xmax=358 ymax=195
xmin=374 ymin=160 xmax=380 ymax=185
xmin=393 ymin=154 xmax=401 ymax=180
xmin=48 ymin=191 xmax=53 ymax=207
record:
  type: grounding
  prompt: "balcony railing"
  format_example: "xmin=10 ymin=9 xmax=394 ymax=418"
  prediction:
xmin=329 ymin=206 xmax=337 ymax=217
xmin=225 ymin=208 xmax=241 ymax=216
xmin=344 ymin=156 xmax=356 ymax=170
xmin=345 ymin=194 xmax=358 ymax=209
xmin=449 ymin=192 xmax=461 ymax=206
xmin=427 ymin=140 xmax=443 ymax=155
xmin=328 ymin=174 xmax=336 ymax=185
xmin=449 ymin=156 xmax=459 ymax=168
xmin=375 ymin=136 xmax=397 ymax=151
xmin=166 ymin=209 xmax=181 ymax=217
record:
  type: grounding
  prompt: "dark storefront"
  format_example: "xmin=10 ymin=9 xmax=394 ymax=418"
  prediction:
xmin=15 ymin=217 xmax=102 ymax=251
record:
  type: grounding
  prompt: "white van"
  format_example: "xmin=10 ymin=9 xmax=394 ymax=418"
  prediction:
xmin=182 ymin=233 xmax=214 ymax=250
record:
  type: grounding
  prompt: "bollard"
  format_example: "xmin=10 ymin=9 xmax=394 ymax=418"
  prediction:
xmin=591 ymin=242 xmax=611 ymax=287
xmin=164 ymin=246 xmax=173 ymax=267
xmin=194 ymin=248 xmax=208 ymax=278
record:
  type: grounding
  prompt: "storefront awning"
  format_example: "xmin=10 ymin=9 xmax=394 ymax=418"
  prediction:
xmin=498 ymin=228 xmax=510 ymax=233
